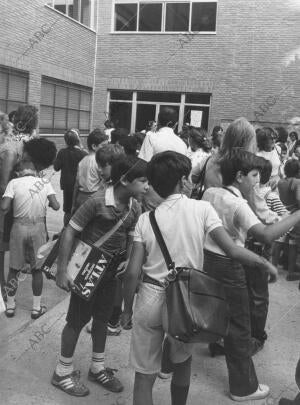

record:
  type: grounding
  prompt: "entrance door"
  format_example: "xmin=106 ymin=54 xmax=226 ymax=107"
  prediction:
xmin=135 ymin=104 xmax=156 ymax=132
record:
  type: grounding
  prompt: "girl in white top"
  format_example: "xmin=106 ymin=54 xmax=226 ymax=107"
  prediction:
xmin=256 ymin=127 xmax=281 ymax=184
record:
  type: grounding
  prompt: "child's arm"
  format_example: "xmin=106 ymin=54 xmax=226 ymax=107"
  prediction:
xmin=210 ymin=226 xmax=278 ymax=279
xmin=0 ymin=150 xmax=16 ymax=196
xmin=121 ymin=241 xmax=145 ymax=327
xmin=0 ymin=196 xmax=12 ymax=214
xmin=47 ymin=194 xmax=60 ymax=211
xmin=71 ymin=173 xmax=79 ymax=215
xmin=249 ymin=210 xmax=300 ymax=244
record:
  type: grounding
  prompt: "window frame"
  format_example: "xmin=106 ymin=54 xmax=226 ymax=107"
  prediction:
xmin=45 ymin=0 xmax=98 ymax=31
xmin=0 ymin=66 xmax=29 ymax=114
xmin=40 ymin=76 xmax=93 ymax=135
xmin=107 ymin=89 xmax=211 ymax=132
xmin=112 ymin=0 xmax=218 ymax=34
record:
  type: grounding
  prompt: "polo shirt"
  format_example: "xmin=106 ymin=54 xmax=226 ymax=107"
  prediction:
xmin=138 ymin=127 xmax=187 ymax=162
xmin=134 ymin=194 xmax=222 ymax=282
xmin=69 ymin=186 xmax=141 ymax=253
xmin=77 ymin=153 xmax=103 ymax=193
xmin=203 ymin=186 xmax=261 ymax=256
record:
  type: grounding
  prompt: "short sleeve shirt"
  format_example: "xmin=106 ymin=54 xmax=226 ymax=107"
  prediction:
xmin=203 ymin=186 xmax=261 ymax=255
xmin=133 ymin=194 xmax=222 ymax=282
xmin=69 ymin=186 xmax=142 ymax=253
xmin=3 ymin=176 xmax=56 ymax=218
xmin=77 ymin=154 xmax=103 ymax=193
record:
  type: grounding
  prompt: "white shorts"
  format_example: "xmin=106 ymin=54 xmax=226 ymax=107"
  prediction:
xmin=130 ymin=282 xmax=195 ymax=374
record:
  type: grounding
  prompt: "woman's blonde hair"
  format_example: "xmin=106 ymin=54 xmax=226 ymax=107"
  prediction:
xmin=219 ymin=118 xmax=257 ymax=159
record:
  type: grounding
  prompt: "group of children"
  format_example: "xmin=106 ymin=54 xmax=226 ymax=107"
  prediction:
xmin=1 ymin=113 xmax=300 ymax=405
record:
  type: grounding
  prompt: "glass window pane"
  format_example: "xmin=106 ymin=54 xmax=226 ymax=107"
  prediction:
xmin=110 ymin=90 xmax=133 ymax=101
xmin=185 ymin=93 xmax=211 ymax=104
xmin=137 ymin=92 xmax=181 ymax=103
xmin=191 ymin=2 xmax=217 ymax=32
xmin=7 ymin=102 xmax=23 ymax=115
xmin=55 ymin=86 xmax=68 ymax=108
xmin=136 ymin=104 xmax=156 ymax=132
xmin=54 ymin=0 xmax=67 ymax=14
xmin=54 ymin=108 xmax=67 ymax=129
xmin=79 ymin=111 xmax=90 ymax=130
xmin=80 ymin=91 xmax=91 ymax=110
xmin=166 ymin=3 xmax=190 ymax=32
xmin=68 ymin=110 xmax=79 ymax=128
xmin=69 ymin=0 xmax=80 ymax=20
xmin=109 ymin=102 xmax=132 ymax=131
xmin=81 ymin=0 xmax=91 ymax=27
xmin=139 ymin=3 xmax=162 ymax=32
xmin=41 ymin=82 xmax=55 ymax=106
xmin=0 ymin=71 xmax=8 ymax=99
xmin=40 ymin=106 xmax=54 ymax=129
xmin=8 ymin=75 xmax=27 ymax=102
xmin=0 ymin=100 xmax=6 ymax=112
xmin=68 ymin=88 xmax=80 ymax=109
xmin=115 ymin=4 xmax=137 ymax=31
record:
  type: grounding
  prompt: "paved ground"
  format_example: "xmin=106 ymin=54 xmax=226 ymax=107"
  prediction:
xmin=0 ymin=169 xmax=300 ymax=405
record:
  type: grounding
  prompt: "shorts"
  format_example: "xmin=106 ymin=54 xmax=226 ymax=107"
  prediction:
xmin=9 ymin=218 xmax=47 ymax=271
xmin=130 ymin=282 xmax=195 ymax=374
xmin=66 ymin=278 xmax=116 ymax=330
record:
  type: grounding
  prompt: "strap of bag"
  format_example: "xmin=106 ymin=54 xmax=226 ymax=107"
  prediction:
xmin=149 ymin=210 xmax=175 ymax=271
xmin=222 ymin=186 xmax=240 ymax=198
xmin=196 ymin=156 xmax=211 ymax=200
xmin=93 ymin=199 xmax=133 ymax=249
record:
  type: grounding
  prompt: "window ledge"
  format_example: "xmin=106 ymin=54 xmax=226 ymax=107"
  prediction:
xmin=44 ymin=4 xmax=97 ymax=33
xmin=110 ymin=31 xmax=216 ymax=35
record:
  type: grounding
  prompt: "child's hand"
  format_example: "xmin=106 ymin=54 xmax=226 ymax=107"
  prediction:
xmin=56 ymin=271 xmax=74 ymax=292
xmin=265 ymin=262 xmax=278 ymax=283
xmin=115 ymin=260 xmax=128 ymax=279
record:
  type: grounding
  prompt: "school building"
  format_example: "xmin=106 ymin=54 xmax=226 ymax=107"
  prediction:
xmin=1 ymin=0 xmax=299 ymax=142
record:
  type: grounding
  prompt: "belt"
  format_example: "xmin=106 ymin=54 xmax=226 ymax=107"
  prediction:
xmin=143 ymin=274 xmax=162 ymax=287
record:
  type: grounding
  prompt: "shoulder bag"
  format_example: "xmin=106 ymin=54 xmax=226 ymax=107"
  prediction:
xmin=149 ymin=210 xmax=229 ymax=343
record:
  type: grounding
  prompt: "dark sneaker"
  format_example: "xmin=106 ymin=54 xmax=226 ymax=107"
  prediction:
xmin=51 ymin=370 xmax=89 ymax=397
xmin=107 ymin=322 xmax=122 ymax=336
xmin=88 ymin=368 xmax=124 ymax=393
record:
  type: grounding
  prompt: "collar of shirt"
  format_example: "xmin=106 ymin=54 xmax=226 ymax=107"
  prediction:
xmin=105 ymin=185 xmax=133 ymax=210
xmin=156 ymin=127 xmax=176 ymax=136
xmin=226 ymin=185 xmax=243 ymax=199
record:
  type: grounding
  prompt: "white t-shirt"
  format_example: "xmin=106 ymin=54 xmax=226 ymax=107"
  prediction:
xmin=78 ymin=154 xmax=102 ymax=193
xmin=3 ymin=176 xmax=56 ymax=219
xmin=187 ymin=147 xmax=210 ymax=170
xmin=138 ymin=127 xmax=187 ymax=162
xmin=256 ymin=147 xmax=281 ymax=178
xmin=203 ymin=186 xmax=261 ymax=256
xmin=134 ymin=194 xmax=222 ymax=282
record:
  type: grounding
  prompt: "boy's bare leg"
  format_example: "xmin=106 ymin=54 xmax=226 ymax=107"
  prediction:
xmin=133 ymin=372 xmax=156 ymax=405
xmin=0 ymin=252 xmax=6 ymax=298
xmin=287 ymin=241 xmax=300 ymax=281
xmin=32 ymin=269 xmax=43 ymax=296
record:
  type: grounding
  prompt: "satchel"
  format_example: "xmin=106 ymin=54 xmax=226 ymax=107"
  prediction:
xmin=37 ymin=200 xmax=132 ymax=301
xmin=149 ymin=210 xmax=229 ymax=344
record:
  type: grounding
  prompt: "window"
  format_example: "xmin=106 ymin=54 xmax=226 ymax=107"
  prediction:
xmin=46 ymin=0 xmax=97 ymax=30
xmin=108 ymin=90 xmax=211 ymax=132
xmin=114 ymin=1 xmax=217 ymax=33
xmin=40 ymin=77 xmax=92 ymax=134
xmin=0 ymin=66 xmax=28 ymax=114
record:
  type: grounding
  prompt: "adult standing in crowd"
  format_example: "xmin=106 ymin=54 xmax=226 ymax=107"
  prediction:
xmin=288 ymin=131 xmax=299 ymax=157
xmin=138 ymin=107 xmax=188 ymax=211
xmin=210 ymin=125 xmax=224 ymax=155
xmin=54 ymin=129 xmax=87 ymax=226
xmin=0 ymin=105 xmax=38 ymax=299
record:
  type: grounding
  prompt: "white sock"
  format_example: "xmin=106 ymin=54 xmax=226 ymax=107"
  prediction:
xmin=55 ymin=355 xmax=74 ymax=377
xmin=32 ymin=295 xmax=41 ymax=311
xmin=6 ymin=295 xmax=16 ymax=309
xmin=90 ymin=352 xmax=105 ymax=373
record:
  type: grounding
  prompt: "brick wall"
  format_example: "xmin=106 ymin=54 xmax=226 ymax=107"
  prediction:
xmin=0 ymin=0 xmax=96 ymax=135
xmin=93 ymin=0 xmax=300 ymax=132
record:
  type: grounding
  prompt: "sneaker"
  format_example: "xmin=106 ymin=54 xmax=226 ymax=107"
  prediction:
xmin=158 ymin=372 xmax=172 ymax=379
xmin=122 ymin=319 xmax=132 ymax=330
xmin=86 ymin=323 xmax=92 ymax=333
xmin=51 ymin=371 xmax=89 ymax=397
xmin=88 ymin=368 xmax=124 ymax=393
xmin=230 ymin=384 xmax=270 ymax=402
xmin=107 ymin=322 xmax=122 ymax=336
xmin=31 ymin=305 xmax=47 ymax=320
xmin=5 ymin=305 xmax=16 ymax=318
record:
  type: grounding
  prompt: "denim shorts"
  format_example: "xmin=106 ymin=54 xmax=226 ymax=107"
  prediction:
xmin=130 ymin=282 xmax=195 ymax=374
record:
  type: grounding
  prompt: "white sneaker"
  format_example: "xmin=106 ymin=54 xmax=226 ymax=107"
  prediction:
xmin=158 ymin=372 xmax=172 ymax=379
xmin=230 ymin=384 xmax=270 ymax=402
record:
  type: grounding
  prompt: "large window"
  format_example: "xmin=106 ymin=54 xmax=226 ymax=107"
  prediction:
xmin=114 ymin=1 xmax=217 ymax=33
xmin=46 ymin=0 xmax=98 ymax=30
xmin=108 ymin=90 xmax=211 ymax=132
xmin=0 ymin=66 xmax=28 ymax=114
xmin=40 ymin=77 xmax=92 ymax=134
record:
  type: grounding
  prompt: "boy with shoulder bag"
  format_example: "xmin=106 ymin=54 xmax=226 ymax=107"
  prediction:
xmin=121 ymin=151 xmax=278 ymax=405
xmin=51 ymin=156 xmax=148 ymax=397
